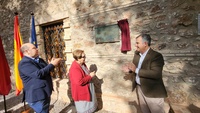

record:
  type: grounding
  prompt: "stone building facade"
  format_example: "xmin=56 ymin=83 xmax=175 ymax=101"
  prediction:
xmin=0 ymin=0 xmax=200 ymax=112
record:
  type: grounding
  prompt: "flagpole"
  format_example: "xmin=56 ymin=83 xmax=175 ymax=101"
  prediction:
xmin=24 ymin=101 xmax=26 ymax=111
xmin=30 ymin=12 xmax=34 ymax=44
xmin=3 ymin=95 xmax=7 ymax=113
xmin=0 ymin=36 xmax=11 ymax=113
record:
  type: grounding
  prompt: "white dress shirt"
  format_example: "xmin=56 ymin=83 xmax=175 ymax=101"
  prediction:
xmin=135 ymin=48 xmax=150 ymax=85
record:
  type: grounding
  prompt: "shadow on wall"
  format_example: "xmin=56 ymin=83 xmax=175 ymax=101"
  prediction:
xmin=53 ymin=78 xmax=77 ymax=113
xmin=52 ymin=78 xmax=62 ymax=105
xmin=89 ymin=64 xmax=104 ymax=111
xmin=188 ymin=104 xmax=200 ymax=113
xmin=128 ymin=101 xmax=142 ymax=113
xmin=67 ymin=78 xmax=74 ymax=105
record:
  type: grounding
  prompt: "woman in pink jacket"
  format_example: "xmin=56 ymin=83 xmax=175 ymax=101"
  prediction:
xmin=69 ymin=49 xmax=97 ymax=113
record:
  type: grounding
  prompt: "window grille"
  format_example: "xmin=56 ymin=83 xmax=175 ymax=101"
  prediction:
xmin=43 ymin=23 xmax=67 ymax=78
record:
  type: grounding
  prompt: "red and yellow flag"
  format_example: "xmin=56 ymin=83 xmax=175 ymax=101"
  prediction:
xmin=14 ymin=13 xmax=23 ymax=96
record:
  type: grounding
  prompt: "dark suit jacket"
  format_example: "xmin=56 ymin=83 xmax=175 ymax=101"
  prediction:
xmin=18 ymin=56 xmax=54 ymax=103
xmin=132 ymin=48 xmax=167 ymax=98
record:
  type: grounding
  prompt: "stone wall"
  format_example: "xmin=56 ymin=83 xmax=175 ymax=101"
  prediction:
xmin=0 ymin=0 xmax=200 ymax=112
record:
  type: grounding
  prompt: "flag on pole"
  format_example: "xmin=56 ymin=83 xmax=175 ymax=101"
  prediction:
xmin=0 ymin=37 xmax=11 ymax=95
xmin=30 ymin=13 xmax=38 ymax=48
xmin=14 ymin=12 xmax=23 ymax=96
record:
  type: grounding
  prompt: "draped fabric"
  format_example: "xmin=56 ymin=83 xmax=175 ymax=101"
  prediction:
xmin=118 ymin=19 xmax=131 ymax=52
xmin=0 ymin=37 xmax=11 ymax=95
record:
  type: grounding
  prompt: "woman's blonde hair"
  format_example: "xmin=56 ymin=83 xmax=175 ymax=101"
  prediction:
xmin=72 ymin=49 xmax=84 ymax=60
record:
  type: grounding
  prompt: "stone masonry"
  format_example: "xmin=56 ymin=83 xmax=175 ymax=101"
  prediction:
xmin=0 ymin=0 xmax=200 ymax=112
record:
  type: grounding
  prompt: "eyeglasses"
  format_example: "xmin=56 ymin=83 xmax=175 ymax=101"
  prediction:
xmin=81 ymin=56 xmax=86 ymax=58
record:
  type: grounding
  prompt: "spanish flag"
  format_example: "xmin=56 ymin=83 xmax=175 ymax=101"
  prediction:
xmin=14 ymin=13 xmax=23 ymax=96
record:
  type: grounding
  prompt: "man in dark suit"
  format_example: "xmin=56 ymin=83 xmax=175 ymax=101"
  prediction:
xmin=122 ymin=34 xmax=168 ymax=113
xmin=18 ymin=43 xmax=61 ymax=113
